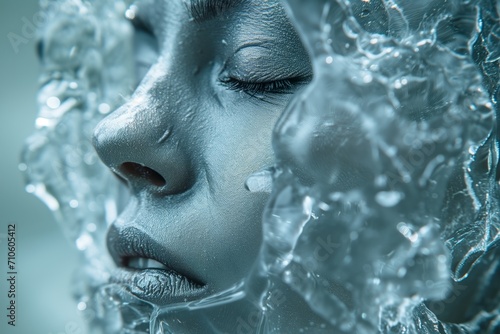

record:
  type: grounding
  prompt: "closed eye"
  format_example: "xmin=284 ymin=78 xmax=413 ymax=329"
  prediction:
xmin=222 ymin=76 xmax=311 ymax=96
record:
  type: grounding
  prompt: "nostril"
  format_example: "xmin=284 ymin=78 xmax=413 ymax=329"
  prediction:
xmin=119 ymin=162 xmax=167 ymax=187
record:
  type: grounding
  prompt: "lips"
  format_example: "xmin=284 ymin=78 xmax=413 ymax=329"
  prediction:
xmin=107 ymin=226 xmax=207 ymax=305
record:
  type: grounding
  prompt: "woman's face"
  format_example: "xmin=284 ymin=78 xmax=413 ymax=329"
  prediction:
xmin=92 ymin=0 xmax=311 ymax=305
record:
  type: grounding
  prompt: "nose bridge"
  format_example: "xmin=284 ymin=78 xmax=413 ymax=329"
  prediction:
xmin=92 ymin=64 xmax=195 ymax=195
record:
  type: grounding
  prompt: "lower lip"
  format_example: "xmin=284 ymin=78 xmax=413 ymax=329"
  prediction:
xmin=110 ymin=268 xmax=207 ymax=305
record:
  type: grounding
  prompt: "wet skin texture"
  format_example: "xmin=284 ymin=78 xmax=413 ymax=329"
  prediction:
xmin=92 ymin=0 xmax=311 ymax=303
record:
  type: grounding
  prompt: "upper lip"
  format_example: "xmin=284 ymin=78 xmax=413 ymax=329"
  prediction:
xmin=107 ymin=225 xmax=207 ymax=304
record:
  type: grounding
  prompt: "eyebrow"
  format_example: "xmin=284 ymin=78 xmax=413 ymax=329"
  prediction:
xmin=187 ymin=0 xmax=242 ymax=22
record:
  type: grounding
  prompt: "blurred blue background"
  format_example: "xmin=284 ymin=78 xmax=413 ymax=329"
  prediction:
xmin=0 ymin=1 xmax=84 ymax=333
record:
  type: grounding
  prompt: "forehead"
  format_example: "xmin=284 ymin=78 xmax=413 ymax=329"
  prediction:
xmin=134 ymin=0 xmax=291 ymax=33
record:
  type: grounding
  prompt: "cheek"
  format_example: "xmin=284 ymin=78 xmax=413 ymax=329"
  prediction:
xmin=221 ymin=103 xmax=283 ymax=170
xmin=197 ymin=108 xmax=280 ymax=285
xmin=216 ymin=191 xmax=269 ymax=278
xmin=190 ymin=181 xmax=268 ymax=290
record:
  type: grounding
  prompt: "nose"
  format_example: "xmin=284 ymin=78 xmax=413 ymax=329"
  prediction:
xmin=92 ymin=89 xmax=195 ymax=196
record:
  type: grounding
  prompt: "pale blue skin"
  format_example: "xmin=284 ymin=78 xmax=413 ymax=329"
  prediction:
xmin=93 ymin=0 xmax=312 ymax=308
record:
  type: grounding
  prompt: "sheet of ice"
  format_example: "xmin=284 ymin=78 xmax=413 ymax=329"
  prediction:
xmin=22 ymin=0 xmax=500 ymax=333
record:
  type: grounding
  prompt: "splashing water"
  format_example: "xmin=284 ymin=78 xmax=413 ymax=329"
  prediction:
xmin=22 ymin=0 xmax=500 ymax=333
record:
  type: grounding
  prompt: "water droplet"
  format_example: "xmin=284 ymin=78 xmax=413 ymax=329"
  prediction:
xmin=47 ymin=96 xmax=61 ymax=109
xmin=76 ymin=234 xmax=93 ymax=251
xmin=245 ymin=169 xmax=273 ymax=193
xmin=318 ymin=201 xmax=330 ymax=211
xmin=125 ymin=5 xmax=137 ymax=20
xmin=77 ymin=301 xmax=87 ymax=311
xmin=469 ymin=144 xmax=479 ymax=155
xmin=98 ymin=103 xmax=111 ymax=114
xmin=375 ymin=191 xmax=403 ymax=207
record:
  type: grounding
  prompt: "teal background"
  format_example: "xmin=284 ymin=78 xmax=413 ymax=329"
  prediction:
xmin=0 ymin=1 xmax=84 ymax=333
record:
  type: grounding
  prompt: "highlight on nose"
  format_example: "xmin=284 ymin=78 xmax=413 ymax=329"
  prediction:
xmin=119 ymin=162 xmax=167 ymax=187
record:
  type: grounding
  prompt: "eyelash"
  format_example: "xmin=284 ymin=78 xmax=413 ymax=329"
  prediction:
xmin=222 ymin=77 xmax=306 ymax=96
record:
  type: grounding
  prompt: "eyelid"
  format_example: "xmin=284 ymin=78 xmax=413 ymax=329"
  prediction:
xmin=221 ymin=76 xmax=311 ymax=96
xmin=219 ymin=45 xmax=313 ymax=96
xmin=225 ymin=44 xmax=312 ymax=82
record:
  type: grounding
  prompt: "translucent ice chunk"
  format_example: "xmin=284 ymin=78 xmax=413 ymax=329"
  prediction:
xmin=245 ymin=169 xmax=274 ymax=193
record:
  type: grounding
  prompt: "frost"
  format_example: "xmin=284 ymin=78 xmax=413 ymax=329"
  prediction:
xmin=22 ymin=0 xmax=500 ymax=333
